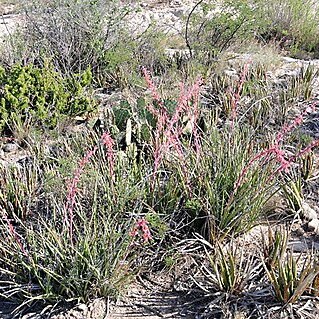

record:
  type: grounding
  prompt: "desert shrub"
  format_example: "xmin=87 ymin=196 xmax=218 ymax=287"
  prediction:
xmin=185 ymin=0 xmax=257 ymax=58
xmin=185 ymin=0 xmax=319 ymax=59
xmin=255 ymin=0 xmax=319 ymax=56
xmin=0 ymin=62 xmax=94 ymax=134
xmin=4 ymin=0 xmax=130 ymax=79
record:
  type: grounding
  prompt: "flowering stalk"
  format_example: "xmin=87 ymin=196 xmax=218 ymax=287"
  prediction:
xmin=275 ymin=104 xmax=316 ymax=144
xmin=1 ymin=209 xmax=28 ymax=257
xmin=231 ymin=103 xmax=318 ymax=201
xmin=142 ymin=67 xmax=202 ymax=185
xmin=65 ymin=131 xmax=114 ymax=244
xmin=130 ymin=218 xmax=152 ymax=244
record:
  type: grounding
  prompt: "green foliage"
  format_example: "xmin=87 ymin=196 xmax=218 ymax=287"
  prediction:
xmin=261 ymin=227 xmax=319 ymax=304
xmin=203 ymin=241 xmax=255 ymax=295
xmin=0 ymin=63 xmax=94 ymax=133
xmin=111 ymin=97 xmax=178 ymax=145
xmin=255 ymin=0 xmax=319 ymax=55
xmin=185 ymin=0 xmax=319 ymax=58
xmin=281 ymin=173 xmax=303 ymax=213
xmin=185 ymin=0 xmax=257 ymax=57
xmin=261 ymin=227 xmax=288 ymax=271
xmin=182 ymin=127 xmax=277 ymax=240
xmin=264 ymin=250 xmax=319 ymax=304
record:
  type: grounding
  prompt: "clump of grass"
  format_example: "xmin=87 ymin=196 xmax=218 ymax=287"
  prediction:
xmin=141 ymin=68 xmax=318 ymax=241
xmin=0 ymin=131 xmax=151 ymax=308
xmin=264 ymin=250 xmax=319 ymax=304
xmin=202 ymin=241 xmax=256 ymax=295
xmin=261 ymin=227 xmax=319 ymax=304
xmin=0 ymin=164 xmax=39 ymax=220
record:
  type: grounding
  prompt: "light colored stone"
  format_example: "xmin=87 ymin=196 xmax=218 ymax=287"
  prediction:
xmin=3 ymin=142 xmax=18 ymax=153
xmin=50 ymin=298 xmax=106 ymax=319
xmin=21 ymin=313 xmax=41 ymax=319
xmin=308 ymin=218 xmax=319 ymax=233
xmin=302 ymin=202 xmax=318 ymax=221
xmin=296 ymin=227 xmax=305 ymax=236
xmin=87 ymin=298 xmax=107 ymax=319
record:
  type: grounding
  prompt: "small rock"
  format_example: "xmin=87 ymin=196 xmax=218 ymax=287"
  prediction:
xmin=296 ymin=226 xmax=305 ymax=236
xmin=3 ymin=142 xmax=18 ymax=153
xmin=76 ymin=304 xmax=88 ymax=313
xmin=302 ymin=202 xmax=318 ymax=221
xmin=288 ymin=240 xmax=309 ymax=253
xmin=172 ymin=9 xmax=183 ymax=17
xmin=288 ymin=239 xmax=319 ymax=252
xmin=308 ymin=218 xmax=319 ymax=233
xmin=87 ymin=298 xmax=106 ymax=319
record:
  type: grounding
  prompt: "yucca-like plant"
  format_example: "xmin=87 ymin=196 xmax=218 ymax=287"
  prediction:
xmin=261 ymin=226 xmax=319 ymax=304
xmin=261 ymin=226 xmax=288 ymax=271
xmin=281 ymin=173 xmax=304 ymax=213
xmin=202 ymin=241 xmax=256 ymax=295
xmin=300 ymin=152 xmax=317 ymax=181
xmin=263 ymin=249 xmax=319 ymax=304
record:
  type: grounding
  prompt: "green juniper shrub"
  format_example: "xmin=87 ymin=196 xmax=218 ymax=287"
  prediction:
xmin=0 ymin=62 xmax=94 ymax=134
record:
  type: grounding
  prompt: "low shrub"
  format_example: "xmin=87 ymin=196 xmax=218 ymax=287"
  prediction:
xmin=185 ymin=0 xmax=257 ymax=58
xmin=0 ymin=62 xmax=94 ymax=134
xmin=6 ymin=0 xmax=131 ymax=81
xmin=255 ymin=0 xmax=319 ymax=56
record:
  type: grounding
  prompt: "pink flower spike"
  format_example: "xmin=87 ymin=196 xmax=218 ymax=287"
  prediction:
xmin=275 ymin=102 xmax=317 ymax=145
xmin=65 ymin=130 xmax=115 ymax=245
xmin=141 ymin=67 xmax=163 ymax=106
xmin=130 ymin=218 xmax=152 ymax=243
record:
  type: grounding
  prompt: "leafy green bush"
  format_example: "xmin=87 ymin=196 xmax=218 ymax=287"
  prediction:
xmin=0 ymin=63 xmax=94 ymax=133
xmin=185 ymin=0 xmax=319 ymax=58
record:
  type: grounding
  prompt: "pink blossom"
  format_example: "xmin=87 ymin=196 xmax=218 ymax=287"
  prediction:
xmin=141 ymin=67 xmax=163 ymax=107
xmin=130 ymin=218 xmax=152 ymax=243
xmin=275 ymin=103 xmax=316 ymax=144
xmin=142 ymin=67 xmax=202 ymax=184
xmin=232 ymin=103 xmax=318 ymax=198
